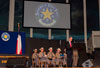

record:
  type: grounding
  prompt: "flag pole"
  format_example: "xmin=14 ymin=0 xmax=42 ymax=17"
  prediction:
xmin=16 ymin=22 xmax=22 ymax=55
xmin=18 ymin=23 xmax=20 ymax=32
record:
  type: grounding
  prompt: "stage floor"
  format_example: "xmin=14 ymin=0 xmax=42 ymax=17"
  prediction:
xmin=0 ymin=67 xmax=100 ymax=68
xmin=30 ymin=67 xmax=100 ymax=68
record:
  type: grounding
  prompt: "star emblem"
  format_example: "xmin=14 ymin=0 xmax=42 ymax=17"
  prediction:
xmin=35 ymin=3 xmax=59 ymax=26
xmin=1 ymin=32 xmax=10 ymax=41
xmin=4 ymin=35 xmax=7 ymax=38
xmin=41 ymin=8 xmax=53 ymax=20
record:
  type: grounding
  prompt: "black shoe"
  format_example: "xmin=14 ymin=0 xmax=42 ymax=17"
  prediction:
xmin=56 ymin=65 xmax=58 ymax=67
xmin=36 ymin=65 xmax=39 ymax=67
xmin=51 ymin=65 xmax=53 ymax=67
xmin=63 ymin=65 xmax=66 ymax=67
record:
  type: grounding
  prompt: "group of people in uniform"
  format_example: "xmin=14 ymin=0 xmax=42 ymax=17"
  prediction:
xmin=32 ymin=37 xmax=79 ymax=67
xmin=32 ymin=47 xmax=67 ymax=67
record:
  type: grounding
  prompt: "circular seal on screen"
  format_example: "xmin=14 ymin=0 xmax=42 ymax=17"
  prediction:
xmin=1 ymin=32 xmax=10 ymax=41
xmin=35 ymin=3 xmax=59 ymax=27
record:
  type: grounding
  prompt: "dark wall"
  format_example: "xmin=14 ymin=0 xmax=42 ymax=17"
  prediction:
xmin=25 ymin=38 xmax=66 ymax=57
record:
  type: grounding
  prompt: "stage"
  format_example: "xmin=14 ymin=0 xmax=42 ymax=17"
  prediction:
xmin=30 ymin=67 xmax=100 ymax=68
xmin=0 ymin=67 xmax=100 ymax=68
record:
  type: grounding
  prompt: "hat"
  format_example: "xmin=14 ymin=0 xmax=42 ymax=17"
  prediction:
xmin=33 ymin=49 xmax=37 ymax=51
xmin=40 ymin=47 xmax=44 ymax=50
xmin=57 ymin=48 xmax=61 ymax=51
xmin=48 ymin=47 xmax=53 ymax=50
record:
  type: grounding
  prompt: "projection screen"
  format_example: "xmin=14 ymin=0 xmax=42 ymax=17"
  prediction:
xmin=24 ymin=1 xmax=70 ymax=29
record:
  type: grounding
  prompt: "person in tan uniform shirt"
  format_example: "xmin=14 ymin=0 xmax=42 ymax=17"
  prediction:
xmin=63 ymin=49 xmax=67 ymax=66
xmin=38 ymin=47 xmax=49 ymax=68
xmin=55 ymin=48 xmax=62 ymax=66
xmin=38 ymin=47 xmax=47 ymax=61
xmin=32 ymin=49 xmax=39 ymax=66
xmin=47 ymin=47 xmax=55 ymax=66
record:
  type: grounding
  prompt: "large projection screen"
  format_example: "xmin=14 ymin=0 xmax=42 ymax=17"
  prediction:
xmin=24 ymin=1 xmax=70 ymax=29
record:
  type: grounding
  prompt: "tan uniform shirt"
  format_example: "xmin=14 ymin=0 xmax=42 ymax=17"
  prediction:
xmin=55 ymin=53 xmax=61 ymax=59
xmin=47 ymin=52 xmax=55 ymax=59
xmin=38 ymin=52 xmax=46 ymax=58
xmin=32 ymin=53 xmax=38 ymax=59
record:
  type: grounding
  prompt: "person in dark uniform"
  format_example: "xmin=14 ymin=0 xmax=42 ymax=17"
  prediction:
xmin=65 ymin=37 xmax=73 ymax=67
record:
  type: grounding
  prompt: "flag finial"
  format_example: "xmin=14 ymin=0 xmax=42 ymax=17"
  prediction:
xmin=18 ymin=23 xmax=20 ymax=32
